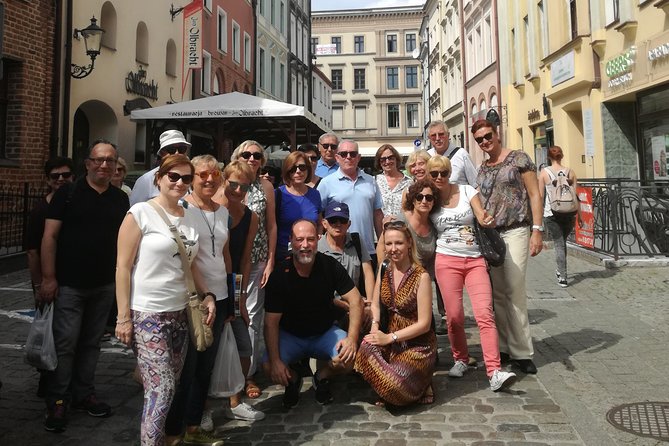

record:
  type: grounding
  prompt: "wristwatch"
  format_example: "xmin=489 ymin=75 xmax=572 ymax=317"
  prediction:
xmin=202 ymin=292 xmax=216 ymax=300
xmin=532 ymin=225 xmax=545 ymax=232
xmin=391 ymin=333 xmax=398 ymax=343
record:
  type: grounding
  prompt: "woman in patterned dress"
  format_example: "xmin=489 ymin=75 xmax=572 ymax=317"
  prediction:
xmin=354 ymin=220 xmax=436 ymax=407
xmin=375 ymin=144 xmax=412 ymax=219
xmin=230 ymin=140 xmax=277 ymax=398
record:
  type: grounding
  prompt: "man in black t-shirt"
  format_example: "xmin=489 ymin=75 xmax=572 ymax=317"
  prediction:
xmin=264 ymin=220 xmax=363 ymax=408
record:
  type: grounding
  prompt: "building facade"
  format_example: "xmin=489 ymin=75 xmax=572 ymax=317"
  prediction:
xmin=311 ymin=6 xmax=424 ymax=159
xmin=256 ymin=0 xmax=289 ymax=102
xmin=311 ymin=66 xmax=332 ymax=130
xmin=288 ymin=0 xmax=311 ymax=111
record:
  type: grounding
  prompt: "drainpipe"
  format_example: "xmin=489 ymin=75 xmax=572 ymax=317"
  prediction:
xmin=61 ymin=0 xmax=73 ymax=157
xmin=252 ymin=0 xmax=257 ymax=95
xmin=50 ymin=0 xmax=63 ymax=157
xmin=459 ymin=0 xmax=468 ymax=149
xmin=493 ymin=0 xmax=504 ymax=144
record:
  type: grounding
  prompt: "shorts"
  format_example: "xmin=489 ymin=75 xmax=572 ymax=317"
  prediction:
xmin=262 ymin=325 xmax=347 ymax=365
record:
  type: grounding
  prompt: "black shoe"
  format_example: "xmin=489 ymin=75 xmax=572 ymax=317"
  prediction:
xmin=44 ymin=400 xmax=67 ymax=432
xmin=282 ymin=376 xmax=302 ymax=409
xmin=71 ymin=394 xmax=112 ymax=417
xmin=514 ymin=359 xmax=537 ymax=374
xmin=499 ymin=352 xmax=510 ymax=364
xmin=312 ymin=371 xmax=333 ymax=405
xmin=435 ymin=320 xmax=448 ymax=335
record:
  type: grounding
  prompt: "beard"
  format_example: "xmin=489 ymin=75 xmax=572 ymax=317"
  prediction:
xmin=294 ymin=249 xmax=316 ymax=265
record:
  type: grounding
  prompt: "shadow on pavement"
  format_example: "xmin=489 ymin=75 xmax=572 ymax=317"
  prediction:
xmin=534 ymin=328 xmax=622 ymax=371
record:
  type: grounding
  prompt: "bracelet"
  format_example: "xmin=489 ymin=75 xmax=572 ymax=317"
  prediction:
xmin=116 ymin=320 xmax=131 ymax=325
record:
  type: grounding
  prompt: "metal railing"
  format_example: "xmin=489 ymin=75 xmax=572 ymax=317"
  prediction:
xmin=0 ymin=183 xmax=46 ymax=257
xmin=569 ymin=178 xmax=669 ymax=259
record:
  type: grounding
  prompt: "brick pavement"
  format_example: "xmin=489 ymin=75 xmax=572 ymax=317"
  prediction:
xmin=0 ymin=247 xmax=667 ymax=445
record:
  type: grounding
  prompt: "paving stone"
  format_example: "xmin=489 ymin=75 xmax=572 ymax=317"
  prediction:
xmin=407 ymin=430 xmax=442 ymax=439
xmin=497 ymin=423 xmax=541 ymax=433
xmin=449 ymin=413 xmax=488 ymax=423
xmin=522 ymin=404 xmax=561 ymax=413
xmin=374 ymin=440 xmax=407 ymax=446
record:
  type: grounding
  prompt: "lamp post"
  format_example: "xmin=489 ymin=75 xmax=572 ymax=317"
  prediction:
xmin=71 ymin=16 xmax=105 ymax=79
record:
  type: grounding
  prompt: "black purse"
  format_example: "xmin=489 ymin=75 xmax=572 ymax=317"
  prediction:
xmin=472 ymin=172 xmax=506 ymax=267
xmin=377 ymin=259 xmax=391 ymax=333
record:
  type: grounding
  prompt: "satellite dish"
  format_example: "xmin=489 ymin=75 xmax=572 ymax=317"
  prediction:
xmin=412 ymin=48 xmax=420 ymax=59
xmin=486 ymin=108 xmax=500 ymax=127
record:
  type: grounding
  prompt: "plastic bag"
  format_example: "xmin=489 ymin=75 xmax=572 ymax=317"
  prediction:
xmin=208 ymin=323 xmax=244 ymax=398
xmin=24 ymin=303 xmax=58 ymax=371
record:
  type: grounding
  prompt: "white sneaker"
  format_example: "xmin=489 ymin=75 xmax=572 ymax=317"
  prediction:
xmin=448 ymin=360 xmax=469 ymax=377
xmin=225 ymin=402 xmax=266 ymax=421
xmin=489 ymin=369 xmax=517 ymax=392
xmin=200 ymin=408 xmax=214 ymax=432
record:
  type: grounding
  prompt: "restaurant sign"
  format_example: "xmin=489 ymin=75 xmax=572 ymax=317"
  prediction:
xmin=125 ymin=67 xmax=158 ymax=101
xmin=605 ymin=46 xmax=636 ymax=89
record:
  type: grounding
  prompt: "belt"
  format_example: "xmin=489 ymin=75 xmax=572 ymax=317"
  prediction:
xmin=497 ymin=221 xmax=530 ymax=233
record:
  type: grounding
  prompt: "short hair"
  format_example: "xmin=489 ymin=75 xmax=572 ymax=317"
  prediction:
xmin=427 ymin=120 xmax=448 ymax=134
xmin=375 ymin=144 xmax=403 ymax=170
xmin=298 ymin=143 xmax=318 ymax=155
xmin=318 ymin=132 xmax=339 ymax=144
xmin=282 ymin=151 xmax=313 ymax=185
xmin=223 ymin=160 xmax=255 ymax=183
xmin=404 ymin=178 xmax=442 ymax=213
xmin=338 ymin=139 xmax=359 ymax=151
xmin=88 ymin=139 xmax=117 ymax=157
xmin=153 ymin=154 xmax=194 ymax=186
xmin=231 ymin=140 xmax=266 ymax=170
xmin=471 ymin=119 xmax=496 ymax=135
xmin=406 ymin=150 xmax=431 ymax=170
xmin=547 ymin=146 xmax=564 ymax=163
xmin=44 ymin=156 xmax=74 ymax=176
xmin=426 ymin=155 xmax=452 ymax=173
xmin=291 ymin=218 xmax=318 ymax=236
xmin=191 ymin=154 xmax=219 ymax=171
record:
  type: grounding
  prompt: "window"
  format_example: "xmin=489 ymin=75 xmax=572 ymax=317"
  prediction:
xmin=100 ymin=2 xmax=117 ymax=49
xmin=407 ymin=103 xmax=419 ymax=128
xmin=388 ymin=104 xmax=400 ymax=128
xmin=606 ymin=0 xmax=620 ymax=25
xmin=405 ymin=33 xmax=416 ymax=52
xmin=538 ymin=1 xmax=549 ymax=58
xmin=135 ymin=22 xmax=148 ymax=64
xmin=270 ymin=56 xmax=276 ymax=95
xmin=213 ymin=73 xmax=220 ymax=94
xmin=387 ymin=34 xmax=397 ymax=53
xmin=311 ymin=37 xmax=318 ymax=55
xmin=217 ymin=8 xmax=227 ymax=53
xmin=333 ymin=106 xmax=343 ymax=129
xmin=331 ymin=69 xmax=343 ymax=90
xmin=0 ymin=62 xmax=8 ymax=158
xmin=354 ymin=35 xmax=365 ymax=53
xmin=244 ymin=33 xmax=251 ymax=72
xmin=331 ymin=36 xmax=341 ymax=54
xmin=568 ymin=0 xmax=577 ymax=40
xmin=259 ymin=48 xmax=265 ymax=89
xmin=270 ymin=0 xmax=276 ymax=26
xmin=386 ymin=67 xmax=399 ymax=89
xmin=232 ymin=22 xmax=240 ymax=63
xmin=280 ymin=63 xmax=285 ymax=99
xmin=406 ymin=66 xmax=418 ymax=88
xmin=280 ymin=1 xmax=285 ymax=33
xmin=165 ymin=39 xmax=176 ymax=76
xmin=204 ymin=0 xmax=212 ymax=11
xmin=355 ymin=106 xmax=366 ymax=128
xmin=354 ymin=68 xmax=365 ymax=90
xmin=201 ymin=51 xmax=211 ymax=94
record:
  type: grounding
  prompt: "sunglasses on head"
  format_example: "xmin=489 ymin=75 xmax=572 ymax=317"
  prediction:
xmin=326 ymin=217 xmax=348 ymax=225
xmin=429 ymin=170 xmax=450 ymax=179
xmin=227 ymin=180 xmax=251 ymax=193
xmin=49 ymin=172 xmax=73 ymax=180
xmin=415 ymin=193 xmax=435 ymax=202
xmin=320 ymin=143 xmax=338 ymax=150
xmin=474 ymin=132 xmax=494 ymax=144
xmin=240 ymin=151 xmax=263 ymax=160
xmin=162 ymin=145 xmax=189 ymax=155
xmin=195 ymin=170 xmax=221 ymax=180
xmin=289 ymin=164 xmax=308 ymax=174
xmin=337 ymin=151 xmax=358 ymax=159
xmin=383 ymin=220 xmax=407 ymax=230
xmin=379 ymin=155 xmax=395 ymax=163
xmin=165 ymin=172 xmax=194 ymax=184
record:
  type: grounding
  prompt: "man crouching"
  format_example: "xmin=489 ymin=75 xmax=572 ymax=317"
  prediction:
xmin=263 ymin=219 xmax=362 ymax=408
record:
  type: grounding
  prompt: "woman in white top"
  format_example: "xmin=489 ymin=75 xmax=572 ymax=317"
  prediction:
xmin=428 ymin=155 xmax=516 ymax=392
xmin=375 ymin=144 xmax=412 ymax=218
xmin=115 ymin=154 xmax=216 ymax=446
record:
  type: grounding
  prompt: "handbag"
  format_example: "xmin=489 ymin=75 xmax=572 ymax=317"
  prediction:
xmin=148 ymin=200 xmax=214 ymax=352
xmin=377 ymin=259 xmax=391 ymax=333
xmin=474 ymin=170 xmax=506 ymax=267
xmin=24 ymin=303 xmax=58 ymax=371
xmin=208 ymin=323 xmax=245 ymax=398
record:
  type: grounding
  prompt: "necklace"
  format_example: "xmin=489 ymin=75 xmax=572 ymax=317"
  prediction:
xmin=192 ymin=193 xmax=218 ymax=257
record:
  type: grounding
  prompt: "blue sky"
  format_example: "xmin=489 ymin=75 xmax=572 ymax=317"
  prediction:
xmin=312 ymin=0 xmax=424 ymax=11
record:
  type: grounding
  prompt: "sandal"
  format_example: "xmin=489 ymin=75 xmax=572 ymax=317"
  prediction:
xmin=245 ymin=380 xmax=261 ymax=399
xmin=418 ymin=384 xmax=434 ymax=405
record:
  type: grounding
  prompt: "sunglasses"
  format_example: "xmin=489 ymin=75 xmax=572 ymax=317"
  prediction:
xmin=415 ymin=193 xmax=435 ymax=202
xmin=474 ymin=132 xmax=494 ymax=144
xmin=162 ymin=145 xmax=189 ymax=155
xmin=383 ymin=220 xmax=407 ymax=230
xmin=165 ymin=172 xmax=194 ymax=184
xmin=429 ymin=132 xmax=447 ymax=139
xmin=320 ymin=143 xmax=338 ymax=150
xmin=227 ymin=180 xmax=251 ymax=193
xmin=240 ymin=151 xmax=263 ymax=160
xmin=308 ymin=155 xmax=319 ymax=162
xmin=195 ymin=170 xmax=221 ymax=180
xmin=49 ymin=172 xmax=73 ymax=180
xmin=289 ymin=164 xmax=308 ymax=174
xmin=337 ymin=151 xmax=358 ymax=159
xmin=326 ymin=217 xmax=348 ymax=225
xmin=379 ymin=155 xmax=395 ymax=163
xmin=430 ymin=170 xmax=450 ymax=179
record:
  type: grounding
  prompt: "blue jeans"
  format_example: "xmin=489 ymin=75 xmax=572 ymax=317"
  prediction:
xmin=263 ymin=325 xmax=348 ymax=365
xmin=545 ymin=214 xmax=575 ymax=277
xmin=46 ymin=283 xmax=115 ymax=405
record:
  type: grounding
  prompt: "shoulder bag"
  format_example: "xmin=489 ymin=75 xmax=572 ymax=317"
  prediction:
xmin=471 ymin=172 xmax=507 ymax=267
xmin=148 ymin=200 xmax=214 ymax=352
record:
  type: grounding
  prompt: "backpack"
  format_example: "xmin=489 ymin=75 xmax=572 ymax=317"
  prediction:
xmin=350 ymin=232 xmax=366 ymax=297
xmin=546 ymin=167 xmax=578 ymax=214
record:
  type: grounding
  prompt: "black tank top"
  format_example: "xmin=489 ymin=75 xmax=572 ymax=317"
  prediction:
xmin=229 ymin=206 xmax=252 ymax=273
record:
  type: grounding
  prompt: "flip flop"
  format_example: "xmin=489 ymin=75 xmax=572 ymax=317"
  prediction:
xmin=245 ymin=381 xmax=261 ymax=399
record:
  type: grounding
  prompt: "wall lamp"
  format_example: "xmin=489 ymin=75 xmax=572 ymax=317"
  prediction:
xmin=71 ymin=16 xmax=105 ymax=79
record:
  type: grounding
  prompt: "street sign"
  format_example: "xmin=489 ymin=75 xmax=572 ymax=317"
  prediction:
xmin=414 ymin=139 xmax=421 ymax=147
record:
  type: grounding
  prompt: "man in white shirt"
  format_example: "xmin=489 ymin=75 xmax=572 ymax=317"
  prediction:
xmin=426 ymin=120 xmax=478 ymax=187
xmin=129 ymin=130 xmax=191 ymax=206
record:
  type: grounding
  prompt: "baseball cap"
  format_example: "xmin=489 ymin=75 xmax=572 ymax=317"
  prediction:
xmin=158 ymin=130 xmax=191 ymax=152
xmin=324 ymin=201 xmax=349 ymax=220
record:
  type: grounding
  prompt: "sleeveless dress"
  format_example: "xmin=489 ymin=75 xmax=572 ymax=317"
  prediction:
xmin=229 ymin=206 xmax=252 ymax=273
xmin=354 ymin=264 xmax=436 ymax=406
xmin=246 ymin=180 xmax=268 ymax=264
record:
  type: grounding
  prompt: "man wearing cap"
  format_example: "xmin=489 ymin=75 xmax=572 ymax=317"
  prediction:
xmin=264 ymin=220 xmax=362 ymax=409
xmin=129 ymin=129 xmax=191 ymax=206
xmin=427 ymin=120 xmax=478 ymax=187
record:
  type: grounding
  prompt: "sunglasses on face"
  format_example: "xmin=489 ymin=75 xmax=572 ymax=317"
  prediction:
xmin=474 ymin=132 xmax=494 ymax=144
xmin=240 ymin=151 xmax=263 ymax=160
xmin=165 ymin=172 xmax=194 ymax=184
xmin=162 ymin=145 xmax=189 ymax=155
xmin=320 ymin=143 xmax=338 ymax=150
xmin=429 ymin=170 xmax=450 ymax=179
xmin=195 ymin=170 xmax=221 ymax=180
xmin=227 ymin=181 xmax=251 ymax=193
xmin=49 ymin=172 xmax=73 ymax=180
xmin=415 ymin=193 xmax=435 ymax=202
xmin=379 ymin=155 xmax=395 ymax=163
xmin=337 ymin=151 xmax=358 ymax=159
xmin=326 ymin=217 xmax=348 ymax=225
xmin=289 ymin=164 xmax=308 ymax=174
xmin=308 ymin=155 xmax=319 ymax=162
xmin=429 ymin=132 xmax=447 ymax=140
xmin=383 ymin=220 xmax=407 ymax=230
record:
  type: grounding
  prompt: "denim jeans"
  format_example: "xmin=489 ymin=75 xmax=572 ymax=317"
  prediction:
xmin=46 ymin=283 xmax=115 ymax=406
xmin=545 ymin=214 xmax=575 ymax=278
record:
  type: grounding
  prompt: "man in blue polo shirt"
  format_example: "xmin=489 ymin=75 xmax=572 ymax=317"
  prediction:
xmin=314 ymin=132 xmax=340 ymax=178
xmin=317 ymin=139 xmax=383 ymax=269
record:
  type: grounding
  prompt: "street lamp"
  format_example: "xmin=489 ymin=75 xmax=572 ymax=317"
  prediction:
xmin=71 ymin=16 xmax=105 ymax=79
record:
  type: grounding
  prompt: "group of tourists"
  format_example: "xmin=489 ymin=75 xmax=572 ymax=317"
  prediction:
xmin=25 ymin=118 xmax=581 ymax=446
